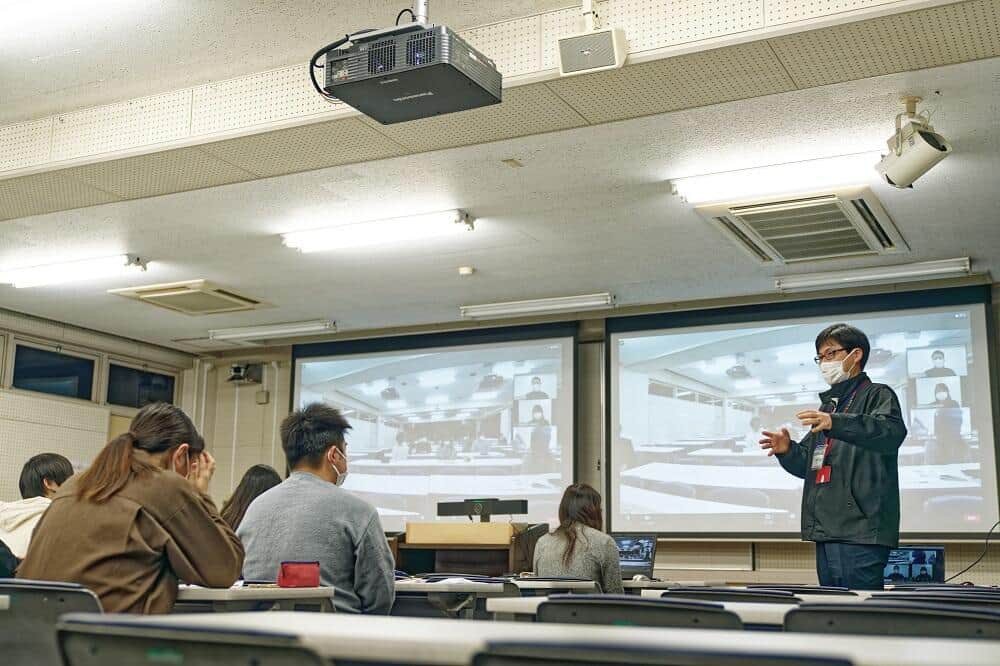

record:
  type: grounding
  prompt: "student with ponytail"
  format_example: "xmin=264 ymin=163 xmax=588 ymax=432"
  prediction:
xmin=18 ymin=403 xmax=243 ymax=613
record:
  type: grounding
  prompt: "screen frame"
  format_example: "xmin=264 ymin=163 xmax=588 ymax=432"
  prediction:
xmin=604 ymin=285 xmax=1000 ymax=540
xmin=291 ymin=321 xmax=581 ymax=503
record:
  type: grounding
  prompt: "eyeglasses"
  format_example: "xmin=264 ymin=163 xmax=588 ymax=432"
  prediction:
xmin=814 ymin=348 xmax=848 ymax=364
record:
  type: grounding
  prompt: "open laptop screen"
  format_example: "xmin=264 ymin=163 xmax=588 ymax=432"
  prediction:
xmin=614 ymin=536 xmax=657 ymax=579
xmin=884 ymin=545 xmax=946 ymax=584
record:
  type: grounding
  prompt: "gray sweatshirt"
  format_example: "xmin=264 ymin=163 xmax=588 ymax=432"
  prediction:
xmin=532 ymin=524 xmax=624 ymax=594
xmin=237 ymin=471 xmax=395 ymax=614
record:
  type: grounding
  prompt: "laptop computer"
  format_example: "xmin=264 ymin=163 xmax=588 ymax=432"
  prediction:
xmin=884 ymin=544 xmax=946 ymax=584
xmin=614 ymin=535 xmax=657 ymax=580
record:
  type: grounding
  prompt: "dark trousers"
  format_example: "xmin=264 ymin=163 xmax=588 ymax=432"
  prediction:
xmin=815 ymin=542 xmax=890 ymax=590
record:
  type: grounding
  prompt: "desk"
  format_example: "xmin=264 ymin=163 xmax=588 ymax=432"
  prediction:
xmin=639 ymin=589 xmax=875 ymax=604
xmin=512 ymin=579 xmax=596 ymax=596
xmin=485 ymin=596 xmax=796 ymax=627
xmin=174 ymin=585 xmax=335 ymax=613
xmin=394 ymin=579 xmax=514 ymax=620
xmin=58 ymin=612 xmax=1000 ymax=666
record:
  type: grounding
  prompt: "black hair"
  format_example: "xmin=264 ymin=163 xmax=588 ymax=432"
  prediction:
xmin=931 ymin=350 xmax=945 ymax=359
xmin=281 ymin=403 xmax=352 ymax=469
xmin=934 ymin=382 xmax=950 ymax=395
xmin=815 ymin=323 xmax=871 ymax=369
xmin=19 ymin=453 xmax=74 ymax=499
xmin=531 ymin=376 xmax=541 ymax=383
xmin=220 ymin=464 xmax=282 ymax=530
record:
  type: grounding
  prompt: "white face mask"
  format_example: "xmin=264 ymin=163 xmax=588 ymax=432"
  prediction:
xmin=936 ymin=392 xmax=948 ymax=401
xmin=819 ymin=352 xmax=857 ymax=386
xmin=331 ymin=448 xmax=348 ymax=487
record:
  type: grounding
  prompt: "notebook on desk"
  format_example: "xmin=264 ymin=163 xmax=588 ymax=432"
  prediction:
xmin=614 ymin=535 xmax=657 ymax=580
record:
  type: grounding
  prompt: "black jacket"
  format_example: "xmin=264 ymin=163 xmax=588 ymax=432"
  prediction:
xmin=777 ymin=373 xmax=907 ymax=547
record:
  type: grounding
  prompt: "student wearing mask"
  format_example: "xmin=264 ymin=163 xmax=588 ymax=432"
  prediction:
xmin=924 ymin=350 xmax=956 ymax=377
xmin=760 ymin=323 xmax=907 ymax=590
xmin=237 ymin=403 xmax=395 ymax=614
xmin=529 ymin=404 xmax=549 ymax=426
xmin=524 ymin=376 xmax=550 ymax=400
xmin=930 ymin=383 xmax=959 ymax=408
xmin=0 ymin=453 xmax=74 ymax=559
xmin=220 ymin=464 xmax=282 ymax=531
xmin=929 ymin=383 xmax=966 ymax=464
xmin=533 ymin=483 xmax=623 ymax=593
xmin=18 ymin=403 xmax=243 ymax=613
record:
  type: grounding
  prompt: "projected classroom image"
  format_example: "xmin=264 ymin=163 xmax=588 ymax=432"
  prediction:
xmin=295 ymin=338 xmax=574 ymax=532
xmin=610 ymin=305 xmax=999 ymax=534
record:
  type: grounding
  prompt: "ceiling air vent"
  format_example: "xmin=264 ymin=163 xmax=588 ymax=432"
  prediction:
xmin=170 ymin=336 xmax=260 ymax=351
xmin=108 ymin=280 xmax=269 ymax=315
xmin=697 ymin=186 xmax=908 ymax=264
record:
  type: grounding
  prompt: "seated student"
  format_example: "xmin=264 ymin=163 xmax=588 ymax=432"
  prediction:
xmin=913 ymin=565 xmax=933 ymax=582
xmin=533 ymin=483 xmax=623 ymax=594
xmin=0 ymin=539 xmax=17 ymax=577
xmin=238 ymin=403 xmax=395 ymax=614
xmin=220 ymin=464 xmax=282 ymax=531
xmin=0 ymin=453 xmax=74 ymax=559
xmin=18 ymin=403 xmax=243 ymax=613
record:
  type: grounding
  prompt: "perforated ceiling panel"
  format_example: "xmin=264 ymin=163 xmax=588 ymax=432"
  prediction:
xmin=609 ymin=0 xmax=764 ymax=51
xmin=769 ymin=0 xmax=1000 ymax=87
xmin=461 ymin=14 xmax=543 ymax=77
xmin=0 ymin=171 xmax=121 ymax=221
xmin=766 ymin=0 xmax=903 ymax=26
xmin=0 ymin=119 xmax=52 ymax=172
xmin=63 ymin=147 xmax=257 ymax=199
xmin=191 ymin=64 xmax=346 ymax=136
xmin=545 ymin=40 xmax=796 ymax=124
xmin=359 ymin=82 xmax=588 ymax=153
xmin=198 ymin=118 xmax=409 ymax=178
xmin=540 ymin=7 xmax=585 ymax=70
xmin=50 ymin=90 xmax=192 ymax=162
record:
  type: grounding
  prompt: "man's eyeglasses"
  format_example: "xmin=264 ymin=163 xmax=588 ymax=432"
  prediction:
xmin=814 ymin=348 xmax=848 ymax=364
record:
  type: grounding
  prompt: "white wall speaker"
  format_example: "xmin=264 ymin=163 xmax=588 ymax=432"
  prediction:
xmin=558 ymin=28 xmax=628 ymax=77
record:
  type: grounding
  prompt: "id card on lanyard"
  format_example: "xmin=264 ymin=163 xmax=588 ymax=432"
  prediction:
xmin=810 ymin=381 xmax=868 ymax=485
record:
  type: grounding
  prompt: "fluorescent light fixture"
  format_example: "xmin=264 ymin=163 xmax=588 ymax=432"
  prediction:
xmin=460 ymin=292 xmax=613 ymax=319
xmin=209 ymin=320 xmax=335 ymax=341
xmin=668 ymin=152 xmax=881 ymax=204
xmin=425 ymin=394 xmax=450 ymax=406
xmin=775 ymin=258 xmax=970 ymax=293
xmin=385 ymin=400 xmax=407 ymax=410
xmin=281 ymin=210 xmax=474 ymax=253
xmin=732 ymin=378 xmax=762 ymax=391
xmin=0 ymin=254 xmax=145 ymax=289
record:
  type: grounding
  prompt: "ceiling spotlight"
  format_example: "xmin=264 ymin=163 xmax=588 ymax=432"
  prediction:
xmin=876 ymin=96 xmax=952 ymax=189
xmin=458 ymin=266 xmax=476 ymax=277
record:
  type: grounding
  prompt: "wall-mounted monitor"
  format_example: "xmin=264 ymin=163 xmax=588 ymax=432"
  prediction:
xmin=293 ymin=325 xmax=575 ymax=532
xmin=608 ymin=289 xmax=998 ymax=537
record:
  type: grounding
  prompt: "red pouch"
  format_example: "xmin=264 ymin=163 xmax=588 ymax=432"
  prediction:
xmin=277 ymin=561 xmax=320 ymax=588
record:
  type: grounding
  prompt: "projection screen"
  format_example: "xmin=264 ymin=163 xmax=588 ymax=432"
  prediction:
xmin=609 ymin=298 xmax=999 ymax=536
xmin=294 ymin=330 xmax=574 ymax=532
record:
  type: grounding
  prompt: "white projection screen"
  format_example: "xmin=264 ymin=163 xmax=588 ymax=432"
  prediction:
xmin=609 ymin=294 xmax=999 ymax=536
xmin=294 ymin=328 xmax=575 ymax=532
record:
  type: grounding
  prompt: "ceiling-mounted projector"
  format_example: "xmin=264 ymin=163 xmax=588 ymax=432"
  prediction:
xmin=309 ymin=1 xmax=501 ymax=124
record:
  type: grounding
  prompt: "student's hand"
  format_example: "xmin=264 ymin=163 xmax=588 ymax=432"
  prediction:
xmin=188 ymin=451 xmax=215 ymax=494
xmin=797 ymin=410 xmax=833 ymax=433
xmin=760 ymin=428 xmax=792 ymax=456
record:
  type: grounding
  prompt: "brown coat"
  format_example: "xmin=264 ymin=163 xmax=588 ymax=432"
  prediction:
xmin=18 ymin=469 xmax=243 ymax=613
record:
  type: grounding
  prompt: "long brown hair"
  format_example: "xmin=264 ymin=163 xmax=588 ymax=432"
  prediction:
xmin=76 ymin=403 xmax=204 ymax=503
xmin=554 ymin=483 xmax=603 ymax=566
xmin=220 ymin=464 xmax=282 ymax=530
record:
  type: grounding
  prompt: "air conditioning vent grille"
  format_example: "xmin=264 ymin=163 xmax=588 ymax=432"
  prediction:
xmin=698 ymin=187 xmax=909 ymax=264
xmin=108 ymin=280 xmax=269 ymax=316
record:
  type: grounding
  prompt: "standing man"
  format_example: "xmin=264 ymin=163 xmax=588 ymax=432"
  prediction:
xmin=760 ymin=323 xmax=907 ymax=589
